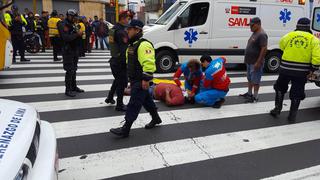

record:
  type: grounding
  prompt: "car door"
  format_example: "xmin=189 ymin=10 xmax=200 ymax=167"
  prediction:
xmin=172 ymin=1 xmax=210 ymax=53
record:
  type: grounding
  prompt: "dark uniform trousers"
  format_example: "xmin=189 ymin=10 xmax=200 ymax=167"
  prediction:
xmin=51 ymin=37 xmax=61 ymax=59
xmin=107 ymin=57 xmax=127 ymax=105
xmin=274 ymin=73 xmax=307 ymax=100
xmin=125 ymin=81 xmax=158 ymax=123
xmin=12 ymin=35 xmax=25 ymax=61
xmin=63 ymin=50 xmax=79 ymax=91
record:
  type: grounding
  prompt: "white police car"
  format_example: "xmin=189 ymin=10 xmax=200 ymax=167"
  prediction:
xmin=0 ymin=99 xmax=58 ymax=180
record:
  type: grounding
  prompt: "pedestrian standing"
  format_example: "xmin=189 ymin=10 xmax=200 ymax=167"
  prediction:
xmin=41 ymin=11 xmax=50 ymax=49
xmin=92 ymin=15 xmax=100 ymax=49
xmin=105 ymin=12 xmax=129 ymax=111
xmin=6 ymin=5 xmax=30 ymax=62
xmin=58 ymin=9 xmax=85 ymax=97
xmin=35 ymin=14 xmax=46 ymax=52
xmin=270 ymin=18 xmax=320 ymax=123
xmin=110 ymin=20 xmax=162 ymax=138
xmin=26 ymin=12 xmax=36 ymax=32
xmin=48 ymin=10 xmax=62 ymax=61
xmin=78 ymin=17 xmax=86 ymax=57
xmin=240 ymin=17 xmax=268 ymax=103
xmin=83 ymin=17 xmax=93 ymax=53
xmin=97 ymin=18 xmax=109 ymax=50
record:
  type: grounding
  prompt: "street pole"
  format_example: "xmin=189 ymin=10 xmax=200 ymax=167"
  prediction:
xmin=33 ymin=0 xmax=37 ymax=14
xmin=116 ymin=0 xmax=119 ymax=22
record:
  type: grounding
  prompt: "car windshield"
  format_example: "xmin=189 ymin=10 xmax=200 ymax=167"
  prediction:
xmin=155 ymin=1 xmax=187 ymax=25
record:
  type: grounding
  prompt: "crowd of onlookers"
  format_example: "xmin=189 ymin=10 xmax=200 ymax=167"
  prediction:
xmin=2 ymin=5 xmax=119 ymax=62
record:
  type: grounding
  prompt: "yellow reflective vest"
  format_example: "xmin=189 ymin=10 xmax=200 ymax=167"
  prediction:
xmin=48 ymin=17 xmax=61 ymax=37
xmin=279 ymin=30 xmax=320 ymax=75
xmin=4 ymin=13 xmax=27 ymax=27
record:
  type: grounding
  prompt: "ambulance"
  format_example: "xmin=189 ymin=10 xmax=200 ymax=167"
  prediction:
xmin=310 ymin=0 xmax=320 ymax=86
xmin=144 ymin=0 xmax=310 ymax=73
xmin=0 ymin=99 xmax=58 ymax=180
xmin=312 ymin=0 xmax=320 ymax=38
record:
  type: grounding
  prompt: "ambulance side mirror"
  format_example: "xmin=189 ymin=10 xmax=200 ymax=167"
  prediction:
xmin=312 ymin=7 xmax=320 ymax=32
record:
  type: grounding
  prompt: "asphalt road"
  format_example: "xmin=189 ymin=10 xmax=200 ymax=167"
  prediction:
xmin=1 ymin=50 xmax=320 ymax=180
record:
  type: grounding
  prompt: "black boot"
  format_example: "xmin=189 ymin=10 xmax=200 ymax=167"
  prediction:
xmin=115 ymin=104 xmax=127 ymax=112
xmin=288 ymin=99 xmax=300 ymax=123
xmin=270 ymin=91 xmax=285 ymax=117
xmin=212 ymin=98 xmax=225 ymax=109
xmin=105 ymin=98 xmax=116 ymax=104
xmin=74 ymin=87 xmax=85 ymax=93
xmin=110 ymin=121 xmax=133 ymax=138
xmin=65 ymin=72 xmax=76 ymax=97
xmin=145 ymin=111 xmax=162 ymax=129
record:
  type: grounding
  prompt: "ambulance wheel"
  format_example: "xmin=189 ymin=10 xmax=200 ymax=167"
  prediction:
xmin=156 ymin=50 xmax=176 ymax=73
xmin=264 ymin=51 xmax=282 ymax=73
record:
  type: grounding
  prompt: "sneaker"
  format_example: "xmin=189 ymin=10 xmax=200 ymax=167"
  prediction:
xmin=239 ymin=92 xmax=252 ymax=99
xmin=245 ymin=96 xmax=258 ymax=103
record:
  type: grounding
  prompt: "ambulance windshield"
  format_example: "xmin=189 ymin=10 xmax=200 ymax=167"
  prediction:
xmin=156 ymin=2 xmax=187 ymax=25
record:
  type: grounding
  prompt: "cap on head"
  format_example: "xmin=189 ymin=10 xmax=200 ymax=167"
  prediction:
xmin=200 ymin=55 xmax=212 ymax=63
xmin=35 ymin=14 xmax=40 ymax=17
xmin=51 ymin=10 xmax=58 ymax=17
xmin=297 ymin=17 xmax=310 ymax=28
xmin=128 ymin=19 xmax=144 ymax=29
xmin=250 ymin=17 xmax=261 ymax=25
xmin=66 ymin=9 xmax=78 ymax=17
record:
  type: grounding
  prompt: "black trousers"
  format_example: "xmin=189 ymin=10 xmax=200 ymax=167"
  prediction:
xmin=50 ymin=37 xmax=61 ymax=60
xmin=95 ymin=34 xmax=99 ymax=49
xmin=274 ymin=73 xmax=307 ymax=100
xmin=125 ymin=81 xmax=158 ymax=123
xmin=107 ymin=57 xmax=127 ymax=105
xmin=63 ymin=51 xmax=79 ymax=91
xmin=12 ymin=35 xmax=25 ymax=61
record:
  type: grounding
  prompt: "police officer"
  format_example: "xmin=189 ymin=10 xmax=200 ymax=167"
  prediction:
xmin=5 ymin=5 xmax=30 ymax=62
xmin=270 ymin=18 xmax=320 ymax=123
xmin=58 ymin=9 xmax=85 ymax=97
xmin=48 ymin=10 xmax=62 ymax=61
xmin=110 ymin=20 xmax=162 ymax=138
xmin=105 ymin=12 xmax=130 ymax=111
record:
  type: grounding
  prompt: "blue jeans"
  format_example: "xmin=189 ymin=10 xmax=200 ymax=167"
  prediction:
xmin=246 ymin=63 xmax=264 ymax=85
xmin=99 ymin=36 xmax=109 ymax=50
xmin=195 ymin=88 xmax=227 ymax=106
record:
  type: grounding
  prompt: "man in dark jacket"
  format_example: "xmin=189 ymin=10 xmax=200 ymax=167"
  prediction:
xmin=91 ymin=15 xmax=100 ymax=49
xmin=58 ymin=9 xmax=84 ymax=97
xmin=105 ymin=12 xmax=129 ymax=111
xmin=8 ymin=5 xmax=30 ymax=62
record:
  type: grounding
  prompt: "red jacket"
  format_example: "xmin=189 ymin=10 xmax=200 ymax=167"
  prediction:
xmin=173 ymin=62 xmax=202 ymax=94
xmin=203 ymin=57 xmax=230 ymax=91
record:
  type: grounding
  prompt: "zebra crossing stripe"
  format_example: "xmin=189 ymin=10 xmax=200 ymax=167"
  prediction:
xmin=262 ymin=165 xmax=320 ymax=180
xmin=58 ymin=120 xmax=320 ymax=179
xmin=51 ymin=96 xmax=320 ymax=139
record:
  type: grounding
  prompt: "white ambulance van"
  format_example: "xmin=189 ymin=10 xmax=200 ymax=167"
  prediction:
xmin=0 ymin=99 xmax=58 ymax=180
xmin=144 ymin=0 xmax=310 ymax=73
xmin=312 ymin=0 xmax=320 ymax=38
xmin=310 ymin=0 xmax=320 ymax=86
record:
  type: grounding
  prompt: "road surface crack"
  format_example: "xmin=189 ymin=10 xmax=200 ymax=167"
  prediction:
xmin=168 ymin=112 xmax=181 ymax=123
xmin=152 ymin=144 xmax=170 ymax=167
xmin=191 ymin=138 xmax=214 ymax=159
